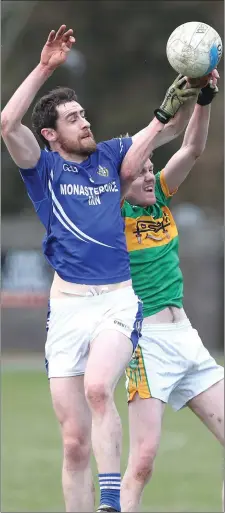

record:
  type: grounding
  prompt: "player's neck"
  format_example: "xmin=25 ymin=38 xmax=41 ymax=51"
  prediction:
xmin=50 ymin=144 xmax=89 ymax=164
xmin=59 ymin=148 xmax=88 ymax=163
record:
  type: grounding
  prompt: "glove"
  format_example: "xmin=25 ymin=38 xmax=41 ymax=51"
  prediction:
xmin=154 ymin=74 xmax=200 ymax=124
xmin=197 ymin=80 xmax=219 ymax=106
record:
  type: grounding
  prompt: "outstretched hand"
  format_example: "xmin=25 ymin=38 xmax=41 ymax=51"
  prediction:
xmin=188 ymin=67 xmax=220 ymax=89
xmin=40 ymin=25 xmax=75 ymax=71
xmin=197 ymin=68 xmax=219 ymax=106
xmin=154 ymin=74 xmax=200 ymax=124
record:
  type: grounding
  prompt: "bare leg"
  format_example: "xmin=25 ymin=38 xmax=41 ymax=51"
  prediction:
xmin=188 ymin=380 xmax=224 ymax=444
xmin=121 ymin=395 xmax=165 ymax=512
xmin=188 ymin=379 xmax=224 ymax=512
xmin=85 ymin=330 xmax=132 ymax=473
xmin=50 ymin=376 xmax=94 ymax=512
xmin=84 ymin=330 xmax=133 ymax=511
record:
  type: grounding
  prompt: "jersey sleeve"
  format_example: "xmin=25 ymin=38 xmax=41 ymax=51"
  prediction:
xmin=155 ymin=170 xmax=178 ymax=207
xmin=98 ymin=137 xmax=133 ymax=171
xmin=19 ymin=150 xmax=53 ymax=229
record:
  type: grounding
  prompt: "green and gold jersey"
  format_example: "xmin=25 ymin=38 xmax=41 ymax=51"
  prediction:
xmin=121 ymin=170 xmax=183 ymax=317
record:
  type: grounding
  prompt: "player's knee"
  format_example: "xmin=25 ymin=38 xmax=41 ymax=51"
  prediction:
xmin=85 ymin=381 xmax=112 ymax=413
xmin=63 ymin=432 xmax=91 ymax=470
xmin=132 ymin=442 xmax=157 ymax=484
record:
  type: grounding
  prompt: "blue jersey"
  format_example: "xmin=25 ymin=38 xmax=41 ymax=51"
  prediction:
xmin=19 ymin=137 xmax=133 ymax=285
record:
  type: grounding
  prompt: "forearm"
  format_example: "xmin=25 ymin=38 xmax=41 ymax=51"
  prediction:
xmin=172 ymin=97 xmax=196 ymax=133
xmin=154 ymin=98 xmax=196 ymax=149
xmin=162 ymin=103 xmax=211 ymax=192
xmin=182 ymin=103 xmax=211 ymax=155
xmin=1 ymin=64 xmax=53 ymax=131
xmin=121 ymin=117 xmax=164 ymax=181
xmin=120 ymin=102 xmax=195 ymax=183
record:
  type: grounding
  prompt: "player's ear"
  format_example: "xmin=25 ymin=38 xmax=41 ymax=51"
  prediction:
xmin=41 ymin=128 xmax=57 ymax=143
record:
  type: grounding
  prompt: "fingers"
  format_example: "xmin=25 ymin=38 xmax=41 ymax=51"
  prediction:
xmin=62 ymin=39 xmax=75 ymax=53
xmin=211 ymin=71 xmax=218 ymax=87
xmin=182 ymin=87 xmax=200 ymax=98
xmin=61 ymin=42 xmax=71 ymax=54
xmin=68 ymin=36 xmax=75 ymax=47
xmin=209 ymin=80 xmax=219 ymax=92
xmin=207 ymin=68 xmax=219 ymax=87
xmin=62 ymin=29 xmax=74 ymax=42
xmin=48 ymin=25 xmax=75 ymax=44
xmin=174 ymin=73 xmax=184 ymax=83
xmin=176 ymin=75 xmax=187 ymax=89
xmin=63 ymin=35 xmax=76 ymax=49
xmin=211 ymin=68 xmax=220 ymax=79
xmin=47 ymin=30 xmax=56 ymax=43
xmin=55 ymin=24 xmax=67 ymax=40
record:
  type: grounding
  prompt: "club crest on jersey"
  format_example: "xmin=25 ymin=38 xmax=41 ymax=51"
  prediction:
xmin=97 ymin=165 xmax=109 ymax=177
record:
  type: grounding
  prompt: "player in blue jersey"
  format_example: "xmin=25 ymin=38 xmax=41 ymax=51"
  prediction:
xmin=1 ymin=25 xmax=200 ymax=513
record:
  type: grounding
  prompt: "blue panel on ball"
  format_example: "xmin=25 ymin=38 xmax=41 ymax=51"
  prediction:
xmin=204 ymin=44 xmax=219 ymax=75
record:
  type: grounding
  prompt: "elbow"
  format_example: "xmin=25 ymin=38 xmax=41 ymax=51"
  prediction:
xmin=192 ymin=147 xmax=205 ymax=160
xmin=120 ymin=168 xmax=139 ymax=186
xmin=1 ymin=114 xmax=16 ymax=137
xmin=1 ymin=112 xmax=20 ymax=137
xmin=1 ymin=114 xmax=10 ymax=136
xmin=121 ymin=161 xmax=141 ymax=184
xmin=187 ymin=144 xmax=206 ymax=160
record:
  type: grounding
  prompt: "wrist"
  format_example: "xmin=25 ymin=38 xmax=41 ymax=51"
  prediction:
xmin=154 ymin=108 xmax=172 ymax=124
xmin=37 ymin=62 xmax=55 ymax=77
xmin=197 ymin=83 xmax=218 ymax=106
xmin=151 ymin=116 xmax=164 ymax=131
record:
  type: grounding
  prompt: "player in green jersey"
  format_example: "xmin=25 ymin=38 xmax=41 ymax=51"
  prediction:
xmin=121 ymin=71 xmax=224 ymax=512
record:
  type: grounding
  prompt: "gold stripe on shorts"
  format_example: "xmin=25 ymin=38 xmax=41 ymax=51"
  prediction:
xmin=126 ymin=346 xmax=151 ymax=402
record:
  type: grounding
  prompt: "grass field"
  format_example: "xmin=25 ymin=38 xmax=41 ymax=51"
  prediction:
xmin=2 ymin=360 xmax=224 ymax=512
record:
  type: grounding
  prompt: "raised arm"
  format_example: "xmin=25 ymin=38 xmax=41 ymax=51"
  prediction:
xmin=1 ymin=25 xmax=75 ymax=169
xmin=120 ymin=75 xmax=199 ymax=193
xmin=163 ymin=78 xmax=219 ymax=193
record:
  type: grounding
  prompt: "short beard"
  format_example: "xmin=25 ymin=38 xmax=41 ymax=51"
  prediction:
xmin=58 ymin=136 xmax=97 ymax=158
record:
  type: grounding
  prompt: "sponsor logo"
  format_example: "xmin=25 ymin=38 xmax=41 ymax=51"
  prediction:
xmin=97 ymin=165 xmax=109 ymax=177
xmin=60 ymin=181 xmax=119 ymax=206
xmin=134 ymin=211 xmax=171 ymax=244
xmin=114 ymin=319 xmax=129 ymax=330
xmin=63 ymin=163 xmax=78 ymax=173
xmin=196 ymin=23 xmax=208 ymax=34
xmin=217 ymin=43 xmax=223 ymax=58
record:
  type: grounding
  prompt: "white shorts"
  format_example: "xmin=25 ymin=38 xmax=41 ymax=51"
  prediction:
xmin=45 ymin=286 xmax=143 ymax=378
xmin=126 ymin=319 xmax=224 ymax=411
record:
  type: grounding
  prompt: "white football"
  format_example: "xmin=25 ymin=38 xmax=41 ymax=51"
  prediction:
xmin=166 ymin=21 xmax=223 ymax=78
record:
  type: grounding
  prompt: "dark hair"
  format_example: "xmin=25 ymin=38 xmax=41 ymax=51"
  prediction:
xmin=31 ymin=87 xmax=78 ymax=149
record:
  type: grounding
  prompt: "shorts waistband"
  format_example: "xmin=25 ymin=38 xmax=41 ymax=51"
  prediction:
xmin=51 ymin=275 xmax=132 ymax=298
xmin=49 ymin=285 xmax=135 ymax=304
xmin=142 ymin=318 xmax=192 ymax=332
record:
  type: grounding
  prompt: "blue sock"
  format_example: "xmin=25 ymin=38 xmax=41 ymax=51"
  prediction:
xmin=99 ymin=473 xmax=121 ymax=511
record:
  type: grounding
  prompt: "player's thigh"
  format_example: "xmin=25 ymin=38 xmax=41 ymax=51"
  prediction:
xmin=50 ymin=375 xmax=91 ymax=446
xmin=45 ymin=297 xmax=91 ymax=378
xmin=85 ymin=329 xmax=133 ymax=394
xmin=126 ymin=327 xmax=187 ymax=406
xmin=169 ymin=326 xmax=224 ymax=412
xmin=128 ymin=393 xmax=165 ymax=462
xmin=188 ymin=378 xmax=224 ymax=445
xmin=85 ymin=286 xmax=142 ymax=392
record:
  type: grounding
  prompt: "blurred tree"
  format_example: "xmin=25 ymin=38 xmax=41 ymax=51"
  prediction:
xmin=1 ymin=0 xmax=223 ymax=215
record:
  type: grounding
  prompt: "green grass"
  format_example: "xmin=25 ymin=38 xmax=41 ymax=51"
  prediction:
xmin=1 ymin=365 xmax=223 ymax=512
